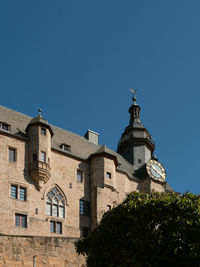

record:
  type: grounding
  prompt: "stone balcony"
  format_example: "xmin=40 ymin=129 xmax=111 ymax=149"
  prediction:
xmin=29 ymin=161 xmax=51 ymax=190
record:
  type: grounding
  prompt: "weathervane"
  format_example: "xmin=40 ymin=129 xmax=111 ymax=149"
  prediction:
xmin=129 ymin=88 xmax=138 ymax=96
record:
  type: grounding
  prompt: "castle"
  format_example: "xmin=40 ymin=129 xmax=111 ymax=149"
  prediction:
xmin=0 ymin=96 xmax=172 ymax=266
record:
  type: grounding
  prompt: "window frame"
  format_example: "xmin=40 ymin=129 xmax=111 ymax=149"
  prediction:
xmin=106 ymin=172 xmax=111 ymax=179
xmin=15 ymin=213 xmax=27 ymax=228
xmin=0 ymin=122 xmax=10 ymax=132
xmin=61 ymin=144 xmax=71 ymax=152
xmin=8 ymin=147 xmax=16 ymax=162
xmin=41 ymin=128 xmax=46 ymax=136
xmin=77 ymin=170 xmax=83 ymax=183
xmin=10 ymin=184 xmax=27 ymax=201
xmin=41 ymin=151 xmax=46 ymax=163
xmin=46 ymin=187 xmax=65 ymax=219
xmin=80 ymin=200 xmax=90 ymax=216
xmin=50 ymin=220 xmax=62 ymax=234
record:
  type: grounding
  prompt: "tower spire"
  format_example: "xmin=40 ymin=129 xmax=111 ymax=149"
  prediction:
xmin=117 ymin=93 xmax=155 ymax=169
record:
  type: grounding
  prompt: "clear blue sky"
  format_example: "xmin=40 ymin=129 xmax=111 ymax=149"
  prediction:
xmin=0 ymin=1 xmax=199 ymax=194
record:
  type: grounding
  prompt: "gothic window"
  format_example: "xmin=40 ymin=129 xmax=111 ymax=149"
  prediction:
xmin=46 ymin=187 xmax=65 ymax=218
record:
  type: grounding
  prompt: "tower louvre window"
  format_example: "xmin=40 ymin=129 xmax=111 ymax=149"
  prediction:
xmin=46 ymin=187 xmax=65 ymax=218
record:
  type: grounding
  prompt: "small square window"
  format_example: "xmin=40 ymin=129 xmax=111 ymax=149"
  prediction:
xmin=106 ymin=172 xmax=111 ymax=179
xmin=138 ymin=159 xmax=142 ymax=163
xmin=15 ymin=214 xmax=27 ymax=228
xmin=41 ymin=151 xmax=46 ymax=163
xmin=77 ymin=170 xmax=83 ymax=183
xmin=41 ymin=128 xmax=46 ymax=135
xmin=50 ymin=221 xmax=62 ymax=234
xmin=9 ymin=148 xmax=16 ymax=162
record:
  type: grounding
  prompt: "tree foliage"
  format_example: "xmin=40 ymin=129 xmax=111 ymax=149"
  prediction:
xmin=75 ymin=192 xmax=200 ymax=267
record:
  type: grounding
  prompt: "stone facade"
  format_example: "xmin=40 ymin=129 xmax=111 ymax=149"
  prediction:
xmin=0 ymin=97 xmax=172 ymax=266
xmin=0 ymin=235 xmax=85 ymax=267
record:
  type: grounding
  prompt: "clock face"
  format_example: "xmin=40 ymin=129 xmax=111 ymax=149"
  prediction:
xmin=146 ymin=160 xmax=166 ymax=181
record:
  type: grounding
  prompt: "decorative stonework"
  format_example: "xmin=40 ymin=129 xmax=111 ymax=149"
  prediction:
xmin=29 ymin=161 xmax=51 ymax=190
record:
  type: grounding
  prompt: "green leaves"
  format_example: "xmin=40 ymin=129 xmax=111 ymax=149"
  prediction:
xmin=75 ymin=192 xmax=200 ymax=267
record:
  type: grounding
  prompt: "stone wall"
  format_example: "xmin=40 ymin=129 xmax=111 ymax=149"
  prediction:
xmin=0 ymin=235 xmax=85 ymax=267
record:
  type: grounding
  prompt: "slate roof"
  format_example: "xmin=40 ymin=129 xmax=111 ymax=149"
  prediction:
xmin=0 ymin=105 xmax=136 ymax=180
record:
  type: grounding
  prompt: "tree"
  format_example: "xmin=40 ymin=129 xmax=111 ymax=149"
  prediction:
xmin=75 ymin=192 xmax=200 ymax=267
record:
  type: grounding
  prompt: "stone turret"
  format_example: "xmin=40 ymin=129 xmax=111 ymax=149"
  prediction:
xmin=25 ymin=109 xmax=53 ymax=190
xmin=117 ymin=96 xmax=155 ymax=170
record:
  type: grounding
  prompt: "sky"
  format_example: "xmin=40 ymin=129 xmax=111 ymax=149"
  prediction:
xmin=0 ymin=0 xmax=200 ymax=194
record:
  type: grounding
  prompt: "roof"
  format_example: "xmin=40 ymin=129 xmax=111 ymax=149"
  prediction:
xmin=0 ymin=105 xmax=136 ymax=180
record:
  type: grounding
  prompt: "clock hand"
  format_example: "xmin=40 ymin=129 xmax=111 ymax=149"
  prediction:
xmin=151 ymin=165 xmax=164 ymax=178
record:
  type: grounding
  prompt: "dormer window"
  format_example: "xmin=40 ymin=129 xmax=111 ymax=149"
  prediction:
xmin=1 ymin=122 xmax=10 ymax=132
xmin=61 ymin=144 xmax=71 ymax=152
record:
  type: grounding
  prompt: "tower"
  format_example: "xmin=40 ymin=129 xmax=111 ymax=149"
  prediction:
xmin=117 ymin=96 xmax=155 ymax=170
xmin=25 ymin=109 xmax=54 ymax=190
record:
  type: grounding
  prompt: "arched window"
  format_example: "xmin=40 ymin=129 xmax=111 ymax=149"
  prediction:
xmin=46 ymin=187 xmax=65 ymax=218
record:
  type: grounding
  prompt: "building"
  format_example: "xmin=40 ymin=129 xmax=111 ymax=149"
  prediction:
xmin=0 ymin=96 xmax=172 ymax=266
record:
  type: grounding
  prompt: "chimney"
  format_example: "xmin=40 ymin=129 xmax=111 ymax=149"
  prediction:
xmin=84 ymin=129 xmax=99 ymax=145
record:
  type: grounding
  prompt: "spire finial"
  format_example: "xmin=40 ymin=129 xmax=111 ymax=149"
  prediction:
xmin=129 ymin=88 xmax=138 ymax=103
xmin=38 ymin=108 xmax=42 ymax=117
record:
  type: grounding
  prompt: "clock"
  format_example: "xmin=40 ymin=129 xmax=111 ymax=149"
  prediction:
xmin=146 ymin=159 xmax=166 ymax=181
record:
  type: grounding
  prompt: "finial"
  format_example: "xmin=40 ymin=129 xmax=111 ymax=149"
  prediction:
xmin=129 ymin=88 xmax=138 ymax=102
xmin=38 ymin=108 xmax=42 ymax=117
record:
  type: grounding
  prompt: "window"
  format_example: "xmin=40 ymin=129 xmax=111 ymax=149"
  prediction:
xmin=41 ymin=151 xmax=46 ymax=163
xmin=41 ymin=128 xmax=46 ymax=135
xmin=106 ymin=172 xmax=111 ymax=179
xmin=137 ymin=159 xmax=142 ymax=163
xmin=10 ymin=184 xmax=26 ymax=201
xmin=15 ymin=214 xmax=27 ymax=228
xmin=82 ymin=227 xmax=89 ymax=238
xmin=80 ymin=200 xmax=90 ymax=216
xmin=61 ymin=144 xmax=71 ymax=152
xmin=46 ymin=187 xmax=65 ymax=218
xmin=50 ymin=221 xmax=62 ymax=234
xmin=19 ymin=187 xmax=26 ymax=201
xmin=107 ymin=205 xmax=111 ymax=211
xmin=11 ymin=185 xmax=17 ymax=199
xmin=77 ymin=170 xmax=83 ymax=183
xmin=33 ymin=154 xmax=37 ymax=162
xmin=9 ymin=148 xmax=16 ymax=162
xmin=1 ymin=122 xmax=10 ymax=131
